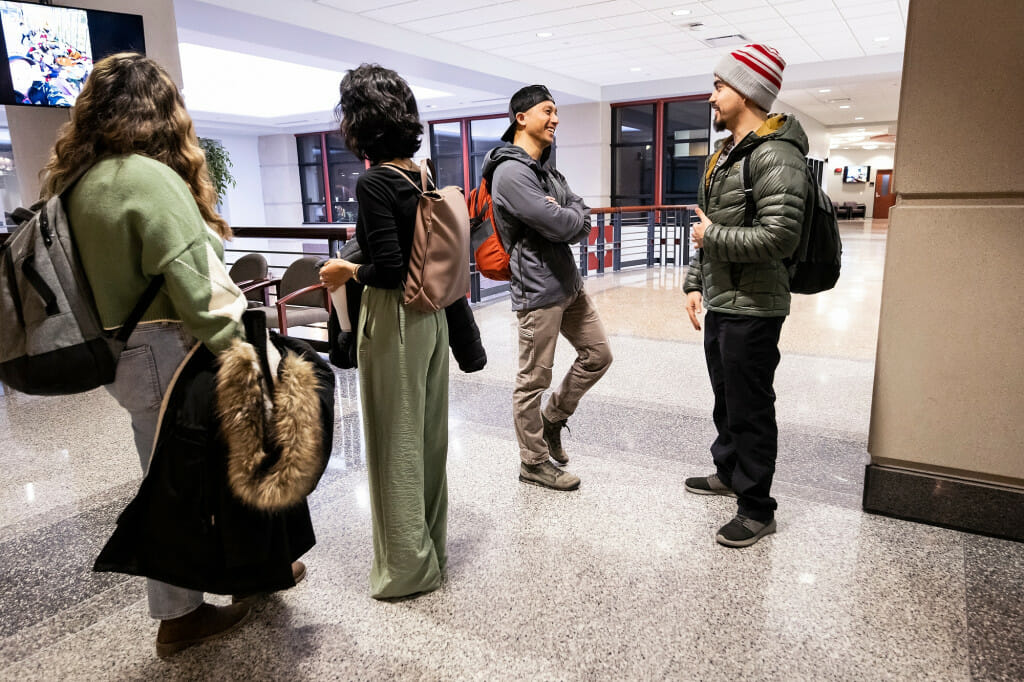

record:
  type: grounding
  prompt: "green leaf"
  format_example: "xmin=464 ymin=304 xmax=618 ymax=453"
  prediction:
xmin=198 ymin=137 xmax=237 ymax=204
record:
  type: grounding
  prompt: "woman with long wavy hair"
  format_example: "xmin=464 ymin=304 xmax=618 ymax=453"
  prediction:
xmin=40 ymin=52 xmax=256 ymax=657
xmin=320 ymin=64 xmax=450 ymax=600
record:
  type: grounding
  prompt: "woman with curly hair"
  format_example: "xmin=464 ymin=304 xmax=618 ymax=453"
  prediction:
xmin=40 ymin=53 xmax=260 ymax=656
xmin=320 ymin=64 xmax=449 ymax=599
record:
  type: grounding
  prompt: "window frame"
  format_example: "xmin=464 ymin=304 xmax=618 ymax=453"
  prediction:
xmin=610 ymin=94 xmax=711 ymax=207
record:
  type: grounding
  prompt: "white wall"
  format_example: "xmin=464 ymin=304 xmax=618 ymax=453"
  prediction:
xmin=196 ymin=133 xmax=266 ymax=226
xmin=825 ymin=149 xmax=895 ymax=217
xmin=258 ymin=133 xmax=303 ymax=225
xmin=549 ymin=102 xmax=610 ymax=208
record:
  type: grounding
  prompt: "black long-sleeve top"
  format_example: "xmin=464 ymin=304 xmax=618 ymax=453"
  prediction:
xmin=353 ymin=164 xmax=425 ymax=289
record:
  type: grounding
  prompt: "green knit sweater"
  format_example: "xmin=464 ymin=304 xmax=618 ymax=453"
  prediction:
xmin=67 ymin=154 xmax=244 ymax=353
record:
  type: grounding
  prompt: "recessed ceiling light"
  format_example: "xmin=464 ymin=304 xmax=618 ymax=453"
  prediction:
xmin=863 ymin=144 xmax=879 ymax=150
xmin=629 ymin=67 xmax=642 ymax=72
xmin=537 ymin=31 xmax=553 ymax=38
xmin=855 ymin=116 xmax=865 ymax=120
xmin=874 ymin=36 xmax=890 ymax=42
xmin=839 ymin=105 xmax=851 ymax=109
xmin=672 ymin=8 xmax=692 ymax=16
xmin=818 ymin=88 xmax=831 ymax=93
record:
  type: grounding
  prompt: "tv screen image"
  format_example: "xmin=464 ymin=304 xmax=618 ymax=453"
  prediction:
xmin=844 ymin=165 xmax=871 ymax=183
xmin=0 ymin=1 xmax=92 ymax=106
xmin=0 ymin=0 xmax=143 ymax=108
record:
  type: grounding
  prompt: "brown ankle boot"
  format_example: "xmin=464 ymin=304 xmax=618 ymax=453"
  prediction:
xmin=156 ymin=602 xmax=251 ymax=658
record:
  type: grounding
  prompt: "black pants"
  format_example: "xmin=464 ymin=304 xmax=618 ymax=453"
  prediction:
xmin=703 ymin=311 xmax=785 ymax=522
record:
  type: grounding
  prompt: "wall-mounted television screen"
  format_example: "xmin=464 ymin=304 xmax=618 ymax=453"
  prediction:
xmin=843 ymin=165 xmax=871 ymax=183
xmin=0 ymin=1 xmax=144 ymax=107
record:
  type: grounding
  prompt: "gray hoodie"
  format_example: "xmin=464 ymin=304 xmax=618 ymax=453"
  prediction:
xmin=482 ymin=144 xmax=590 ymax=311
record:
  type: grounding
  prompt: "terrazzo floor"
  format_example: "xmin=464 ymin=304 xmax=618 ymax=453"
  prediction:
xmin=1 ymin=222 xmax=1022 ymax=681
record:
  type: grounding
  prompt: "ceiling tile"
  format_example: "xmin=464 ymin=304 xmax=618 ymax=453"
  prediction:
xmin=361 ymin=0 xmax=494 ymax=23
xmin=766 ymin=0 xmax=832 ymax=16
xmin=314 ymin=0 xmax=411 ymax=13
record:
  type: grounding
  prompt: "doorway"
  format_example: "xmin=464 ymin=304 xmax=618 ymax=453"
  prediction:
xmin=873 ymin=169 xmax=896 ymax=219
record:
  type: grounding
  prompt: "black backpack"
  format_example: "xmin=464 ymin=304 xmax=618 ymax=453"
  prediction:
xmin=0 ymin=176 xmax=164 ymax=395
xmin=740 ymin=154 xmax=842 ymax=295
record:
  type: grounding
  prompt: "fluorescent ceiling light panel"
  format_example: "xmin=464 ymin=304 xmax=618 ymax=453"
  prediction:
xmin=178 ymin=43 xmax=450 ymax=118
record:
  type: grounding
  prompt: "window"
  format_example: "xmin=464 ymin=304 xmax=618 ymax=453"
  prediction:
xmin=429 ymin=113 xmax=556 ymax=192
xmin=611 ymin=104 xmax=655 ymax=207
xmin=296 ymin=132 xmax=367 ymax=223
xmin=611 ymin=96 xmax=710 ymax=207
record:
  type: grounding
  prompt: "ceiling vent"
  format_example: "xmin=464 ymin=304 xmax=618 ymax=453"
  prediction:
xmin=826 ymin=97 xmax=851 ymax=104
xmin=703 ymin=33 xmax=748 ymax=47
xmin=684 ymin=22 xmax=704 ymax=31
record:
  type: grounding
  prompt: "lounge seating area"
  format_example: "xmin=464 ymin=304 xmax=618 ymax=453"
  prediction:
xmin=833 ymin=201 xmax=866 ymax=220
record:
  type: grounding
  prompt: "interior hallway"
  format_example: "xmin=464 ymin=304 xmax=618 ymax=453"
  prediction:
xmin=1 ymin=221 xmax=1022 ymax=680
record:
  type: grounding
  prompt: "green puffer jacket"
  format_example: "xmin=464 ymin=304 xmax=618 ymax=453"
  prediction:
xmin=683 ymin=114 xmax=809 ymax=317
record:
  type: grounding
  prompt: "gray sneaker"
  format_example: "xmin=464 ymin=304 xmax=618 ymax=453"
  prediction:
xmin=715 ymin=515 xmax=776 ymax=548
xmin=519 ymin=461 xmax=580 ymax=491
xmin=542 ymin=415 xmax=570 ymax=465
xmin=684 ymin=473 xmax=737 ymax=498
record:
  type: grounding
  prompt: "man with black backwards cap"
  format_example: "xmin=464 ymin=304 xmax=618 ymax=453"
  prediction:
xmin=481 ymin=85 xmax=612 ymax=491
xmin=682 ymin=45 xmax=810 ymax=547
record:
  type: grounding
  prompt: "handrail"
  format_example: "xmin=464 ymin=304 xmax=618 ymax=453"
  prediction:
xmin=589 ymin=204 xmax=695 ymax=213
xmin=231 ymin=226 xmax=354 ymax=240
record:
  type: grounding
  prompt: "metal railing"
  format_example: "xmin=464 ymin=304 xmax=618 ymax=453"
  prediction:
xmin=471 ymin=205 xmax=698 ymax=303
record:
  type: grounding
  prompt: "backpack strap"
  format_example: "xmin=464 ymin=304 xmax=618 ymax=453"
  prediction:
xmin=113 ymin=275 xmax=166 ymax=343
xmin=740 ymin=154 xmax=755 ymax=228
xmin=381 ymin=161 xmax=436 ymax=193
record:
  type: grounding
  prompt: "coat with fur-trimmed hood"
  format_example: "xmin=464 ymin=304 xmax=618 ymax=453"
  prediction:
xmin=95 ymin=319 xmax=334 ymax=595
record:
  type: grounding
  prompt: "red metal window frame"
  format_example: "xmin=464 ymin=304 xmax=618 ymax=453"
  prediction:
xmin=429 ymin=113 xmax=507 ymax=191
xmin=610 ymin=94 xmax=709 ymax=206
xmin=296 ymin=131 xmax=371 ymax=224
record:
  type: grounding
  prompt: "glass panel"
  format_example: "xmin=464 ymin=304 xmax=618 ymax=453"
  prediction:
xmin=663 ymin=100 xmax=709 ymax=206
xmin=431 ymin=122 xmax=463 ymax=156
xmin=303 ymin=204 xmax=326 ymax=223
xmin=326 ymin=136 xmax=363 ymax=222
xmin=296 ymin=134 xmax=322 ymax=164
xmin=613 ymin=144 xmax=654 ymax=200
xmin=431 ymin=122 xmax=464 ymax=190
xmin=880 ymin=174 xmax=890 ymax=194
xmin=469 ymin=117 xmax=507 ymax=153
xmin=299 ymin=164 xmax=324 ymax=203
xmin=614 ymin=104 xmax=655 ymax=144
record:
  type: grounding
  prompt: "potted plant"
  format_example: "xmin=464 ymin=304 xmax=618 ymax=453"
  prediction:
xmin=198 ymin=137 xmax=236 ymax=205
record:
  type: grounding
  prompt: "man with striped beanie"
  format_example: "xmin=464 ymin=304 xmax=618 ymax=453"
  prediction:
xmin=683 ymin=45 xmax=812 ymax=547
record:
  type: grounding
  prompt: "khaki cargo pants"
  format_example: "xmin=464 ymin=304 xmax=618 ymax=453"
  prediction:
xmin=513 ymin=288 xmax=612 ymax=465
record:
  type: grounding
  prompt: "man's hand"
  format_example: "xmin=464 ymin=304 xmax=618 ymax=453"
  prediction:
xmin=685 ymin=290 xmax=704 ymax=331
xmin=691 ymin=207 xmax=712 ymax=249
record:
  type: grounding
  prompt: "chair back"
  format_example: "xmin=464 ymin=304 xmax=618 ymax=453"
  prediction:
xmin=229 ymin=253 xmax=269 ymax=302
xmin=280 ymin=256 xmax=326 ymax=308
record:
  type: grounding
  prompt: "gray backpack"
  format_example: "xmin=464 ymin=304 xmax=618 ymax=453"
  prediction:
xmin=0 ymin=181 xmax=163 ymax=395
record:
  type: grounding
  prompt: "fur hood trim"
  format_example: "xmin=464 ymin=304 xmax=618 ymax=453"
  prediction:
xmin=215 ymin=338 xmax=323 ymax=511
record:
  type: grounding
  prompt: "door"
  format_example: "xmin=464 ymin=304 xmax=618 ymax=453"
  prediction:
xmin=873 ymin=169 xmax=896 ymax=219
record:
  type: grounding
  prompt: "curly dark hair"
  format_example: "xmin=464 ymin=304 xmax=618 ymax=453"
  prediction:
xmin=336 ymin=64 xmax=422 ymax=163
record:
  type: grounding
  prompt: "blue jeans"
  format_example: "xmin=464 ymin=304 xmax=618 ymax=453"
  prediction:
xmin=104 ymin=322 xmax=204 ymax=620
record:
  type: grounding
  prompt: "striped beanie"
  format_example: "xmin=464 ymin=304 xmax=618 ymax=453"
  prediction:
xmin=714 ymin=44 xmax=786 ymax=112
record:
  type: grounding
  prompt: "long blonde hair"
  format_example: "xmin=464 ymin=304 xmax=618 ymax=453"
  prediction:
xmin=40 ymin=52 xmax=230 ymax=238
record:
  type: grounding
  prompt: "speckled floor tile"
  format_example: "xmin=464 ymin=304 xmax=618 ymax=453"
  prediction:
xmin=1 ymin=225 xmax=1022 ymax=680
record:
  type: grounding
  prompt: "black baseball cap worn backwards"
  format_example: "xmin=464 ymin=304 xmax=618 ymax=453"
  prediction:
xmin=501 ymin=84 xmax=555 ymax=143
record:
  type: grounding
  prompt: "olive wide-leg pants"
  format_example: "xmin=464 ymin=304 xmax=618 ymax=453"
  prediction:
xmin=357 ymin=286 xmax=449 ymax=599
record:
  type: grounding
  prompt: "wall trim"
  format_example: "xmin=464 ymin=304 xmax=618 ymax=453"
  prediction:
xmin=863 ymin=464 xmax=1024 ymax=543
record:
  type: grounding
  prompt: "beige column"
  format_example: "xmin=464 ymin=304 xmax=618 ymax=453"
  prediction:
xmin=865 ymin=0 xmax=1024 ymax=537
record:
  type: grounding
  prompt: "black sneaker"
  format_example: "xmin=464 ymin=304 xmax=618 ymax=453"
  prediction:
xmin=684 ymin=473 xmax=737 ymax=498
xmin=715 ymin=515 xmax=776 ymax=548
xmin=542 ymin=415 xmax=570 ymax=465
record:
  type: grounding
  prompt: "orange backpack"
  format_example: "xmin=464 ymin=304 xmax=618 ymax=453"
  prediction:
xmin=468 ymin=177 xmax=512 ymax=281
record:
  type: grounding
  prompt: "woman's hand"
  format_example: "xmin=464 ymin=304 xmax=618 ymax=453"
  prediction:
xmin=319 ymin=258 xmax=359 ymax=292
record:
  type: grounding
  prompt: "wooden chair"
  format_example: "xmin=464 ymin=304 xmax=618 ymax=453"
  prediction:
xmin=247 ymin=256 xmax=331 ymax=336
